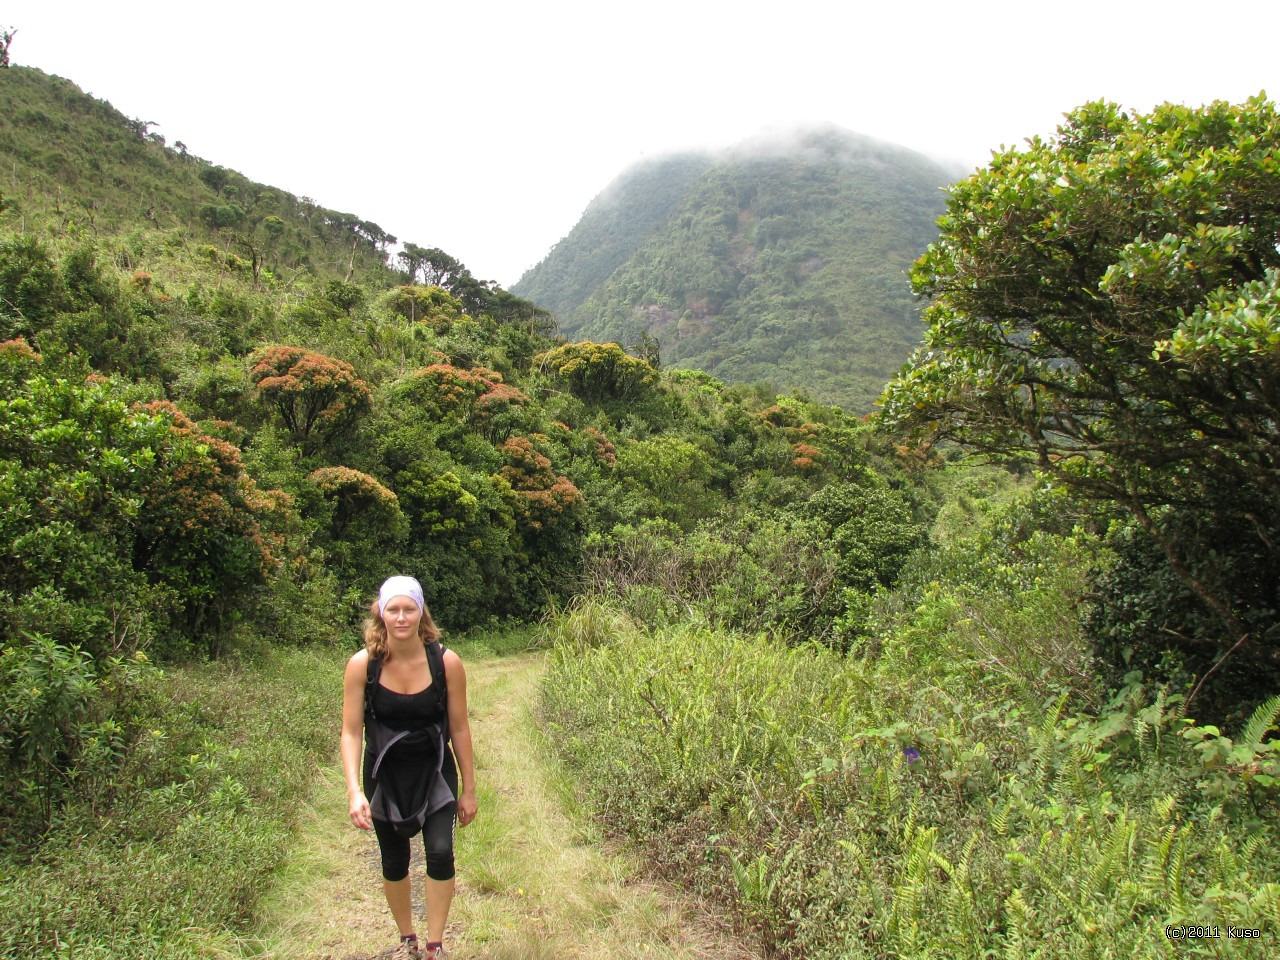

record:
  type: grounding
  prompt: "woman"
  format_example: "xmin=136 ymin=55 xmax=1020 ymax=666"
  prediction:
xmin=341 ymin=576 xmax=478 ymax=960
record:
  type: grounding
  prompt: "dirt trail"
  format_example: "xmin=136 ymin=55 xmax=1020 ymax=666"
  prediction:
xmin=253 ymin=652 xmax=757 ymax=960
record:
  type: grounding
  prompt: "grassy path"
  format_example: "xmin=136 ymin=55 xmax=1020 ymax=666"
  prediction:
xmin=250 ymin=651 xmax=757 ymax=960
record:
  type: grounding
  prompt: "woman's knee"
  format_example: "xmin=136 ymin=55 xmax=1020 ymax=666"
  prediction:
xmin=423 ymin=815 xmax=455 ymax=881
xmin=380 ymin=844 xmax=411 ymax=881
xmin=382 ymin=860 xmax=411 ymax=882
xmin=374 ymin=820 xmax=412 ymax=881
xmin=424 ymin=848 xmax=454 ymax=881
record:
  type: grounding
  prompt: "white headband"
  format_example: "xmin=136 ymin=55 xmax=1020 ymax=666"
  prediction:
xmin=378 ymin=576 xmax=425 ymax=617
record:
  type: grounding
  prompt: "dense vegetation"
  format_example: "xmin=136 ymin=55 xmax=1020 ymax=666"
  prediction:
xmin=541 ymin=98 xmax=1280 ymax=958
xmin=1 ymin=56 xmax=1276 ymax=959
xmin=543 ymin=501 xmax=1280 ymax=958
xmin=0 ymin=645 xmax=337 ymax=959
xmin=882 ymin=96 xmax=1280 ymax=707
xmin=514 ymin=127 xmax=958 ymax=411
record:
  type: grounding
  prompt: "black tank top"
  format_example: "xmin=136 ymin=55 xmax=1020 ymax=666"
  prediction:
xmin=369 ymin=681 xmax=445 ymax=732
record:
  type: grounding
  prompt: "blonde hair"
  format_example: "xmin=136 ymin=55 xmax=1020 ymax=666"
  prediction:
xmin=362 ymin=597 xmax=440 ymax=661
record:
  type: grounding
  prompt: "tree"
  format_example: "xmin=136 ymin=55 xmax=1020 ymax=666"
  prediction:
xmin=535 ymin=341 xmax=658 ymax=405
xmin=321 ymin=279 xmax=363 ymax=315
xmin=126 ymin=117 xmax=159 ymax=142
xmin=385 ymin=285 xmax=465 ymax=326
xmin=0 ymin=345 xmax=282 ymax=659
xmin=485 ymin=288 xmax=556 ymax=336
xmin=392 ymin=362 xmax=529 ymax=441
xmin=199 ymin=203 xmax=245 ymax=230
xmin=306 ymin=467 xmax=406 ymax=579
xmin=249 ymin=346 xmax=371 ymax=456
xmin=630 ymin=330 xmax=662 ymax=370
xmin=614 ymin=436 xmax=719 ymax=527
xmin=498 ymin=436 xmax=584 ymax=533
xmin=198 ymin=165 xmax=231 ymax=196
xmin=0 ymin=235 xmax=64 ymax=335
xmin=397 ymin=242 xmax=433 ymax=284
xmin=419 ymin=247 xmax=467 ymax=288
xmin=132 ymin=402 xmax=283 ymax=653
xmin=880 ymin=96 xmax=1280 ymax=672
xmin=1 ymin=27 xmax=15 ymax=68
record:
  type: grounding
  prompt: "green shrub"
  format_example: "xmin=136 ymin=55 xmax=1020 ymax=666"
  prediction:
xmin=0 ymin=645 xmax=338 ymax=959
xmin=0 ymin=234 xmax=64 ymax=336
xmin=0 ymin=635 xmax=148 ymax=843
xmin=1088 ymin=502 xmax=1280 ymax=727
xmin=0 ymin=349 xmax=289 ymax=660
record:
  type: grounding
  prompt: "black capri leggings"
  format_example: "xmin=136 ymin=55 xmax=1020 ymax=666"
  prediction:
xmin=369 ymin=755 xmax=458 ymax=882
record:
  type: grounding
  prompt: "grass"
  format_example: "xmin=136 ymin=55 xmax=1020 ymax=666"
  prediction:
xmin=539 ymin=596 xmax=1280 ymax=959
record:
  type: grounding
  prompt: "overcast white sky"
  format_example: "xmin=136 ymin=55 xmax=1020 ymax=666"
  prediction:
xmin=6 ymin=1 xmax=1278 ymax=286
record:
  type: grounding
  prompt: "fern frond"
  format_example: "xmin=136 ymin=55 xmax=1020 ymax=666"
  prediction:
xmin=1167 ymin=826 xmax=1189 ymax=915
xmin=1088 ymin=815 xmax=1135 ymax=895
xmin=991 ymin=802 xmax=1010 ymax=837
xmin=1252 ymin=882 xmax=1280 ymax=930
xmin=1151 ymin=686 xmax=1169 ymax=751
xmin=1240 ymin=832 xmax=1265 ymax=863
xmin=1240 ymin=693 xmax=1280 ymax=748
xmin=1153 ymin=794 xmax=1178 ymax=826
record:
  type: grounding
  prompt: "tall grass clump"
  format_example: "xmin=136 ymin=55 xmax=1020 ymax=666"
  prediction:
xmin=0 ymin=644 xmax=340 ymax=959
xmin=541 ymin=504 xmax=1280 ymax=958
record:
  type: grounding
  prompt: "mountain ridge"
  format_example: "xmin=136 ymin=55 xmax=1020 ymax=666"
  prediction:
xmin=513 ymin=126 xmax=957 ymax=410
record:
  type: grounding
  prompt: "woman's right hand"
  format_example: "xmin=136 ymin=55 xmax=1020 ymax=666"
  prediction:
xmin=349 ymin=790 xmax=372 ymax=830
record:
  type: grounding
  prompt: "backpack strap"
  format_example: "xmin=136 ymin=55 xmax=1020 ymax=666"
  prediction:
xmin=365 ymin=654 xmax=383 ymax=721
xmin=427 ymin=641 xmax=448 ymax=735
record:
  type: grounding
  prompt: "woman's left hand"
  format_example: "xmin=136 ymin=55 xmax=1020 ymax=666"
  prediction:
xmin=458 ymin=788 xmax=478 ymax=827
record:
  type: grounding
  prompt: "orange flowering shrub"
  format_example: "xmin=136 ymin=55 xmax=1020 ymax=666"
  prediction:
xmin=249 ymin=346 xmax=371 ymax=455
xmin=472 ymin=380 xmax=530 ymax=442
xmin=133 ymin=401 xmax=282 ymax=648
xmin=582 ymin=426 xmax=618 ymax=467
xmin=396 ymin=363 xmax=530 ymax=441
xmin=398 ymin=363 xmax=491 ymax=418
xmin=753 ymin=406 xmax=830 ymax=474
xmin=308 ymin=466 xmax=400 ymax=512
xmin=1 ymin=345 xmax=295 ymax=659
xmin=792 ymin=442 xmax=824 ymax=470
xmin=0 ymin=337 xmax=40 ymax=361
xmin=498 ymin=436 xmax=583 ymax=531
xmin=756 ymin=403 xmax=805 ymax=429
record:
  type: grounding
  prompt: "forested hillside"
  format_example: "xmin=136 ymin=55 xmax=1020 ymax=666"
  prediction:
xmin=510 ymin=152 xmax=714 ymax=318
xmin=0 ymin=66 xmax=398 ymax=282
xmin=2 ymin=57 xmax=1278 ymax=960
xmin=514 ymin=127 xmax=957 ymax=410
xmin=541 ymin=98 xmax=1280 ymax=959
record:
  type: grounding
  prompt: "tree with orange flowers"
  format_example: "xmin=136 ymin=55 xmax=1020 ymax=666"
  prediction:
xmin=249 ymin=346 xmax=370 ymax=456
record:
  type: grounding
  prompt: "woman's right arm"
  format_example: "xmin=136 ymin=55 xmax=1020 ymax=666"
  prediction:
xmin=341 ymin=650 xmax=372 ymax=830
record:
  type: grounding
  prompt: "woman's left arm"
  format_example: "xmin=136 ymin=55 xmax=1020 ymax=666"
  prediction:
xmin=444 ymin=649 xmax=478 ymax=826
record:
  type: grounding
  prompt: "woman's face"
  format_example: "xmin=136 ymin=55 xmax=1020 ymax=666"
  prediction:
xmin=382 ymin=596 xmax=422 ymax=642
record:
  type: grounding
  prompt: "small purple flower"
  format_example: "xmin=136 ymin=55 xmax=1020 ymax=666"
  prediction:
xmin=902 ymin=746 xmax=921 ymax=764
